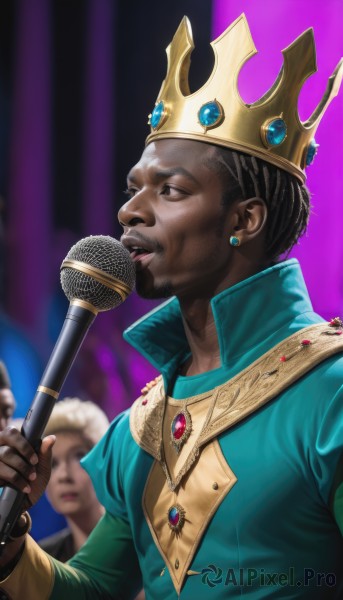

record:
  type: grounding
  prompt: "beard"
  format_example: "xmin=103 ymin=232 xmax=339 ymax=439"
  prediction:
xmin=135 ymin=271 xmax=173 ymax=300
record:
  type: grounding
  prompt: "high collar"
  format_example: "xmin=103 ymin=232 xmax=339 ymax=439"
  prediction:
xmin=123 ymin=259 xmax=318 ymax=387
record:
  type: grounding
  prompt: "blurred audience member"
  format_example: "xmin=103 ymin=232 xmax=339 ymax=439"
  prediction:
xmin=38 ymin=397 xmax=109 ymax=561
xmin=0 ymin=361 xmax=16 ymax=600
xmin=0 ymin=360 xmax=16 ymax=429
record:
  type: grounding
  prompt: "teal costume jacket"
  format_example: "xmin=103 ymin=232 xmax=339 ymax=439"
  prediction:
xmin=12 ymin=260 xmax=343 ymax=599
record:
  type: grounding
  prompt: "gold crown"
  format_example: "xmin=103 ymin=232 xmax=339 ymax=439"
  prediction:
xmin=146 ymin=14 xmax=343 ymax=182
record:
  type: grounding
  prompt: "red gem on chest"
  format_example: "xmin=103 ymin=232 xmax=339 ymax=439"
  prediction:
xmin=171 ymin=413 xmax=187 ymax=440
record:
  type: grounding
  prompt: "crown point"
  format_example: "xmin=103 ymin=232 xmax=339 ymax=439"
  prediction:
xmin=282 ymin=27 xmax=317 ymax=74
xmin=171 ymin=15 xmax=194 ymax=49
xmin=330 ymin=58 xmax=343 ymax=99
xmin=164 ymin=15 xmax=194 ymax=98
xmin=304 ymin=58 xmax=343 ymax=132
xmin=180 ymin=16 xmax=193 ymax=40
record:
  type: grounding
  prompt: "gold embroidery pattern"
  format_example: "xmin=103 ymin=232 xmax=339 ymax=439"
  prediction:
xmin=200 ymin=323 xmax=343 ymax=445
xmin=143 ymin=440 xmax=237 ymax=595
xmin=131 ymin=323 xmax=343 ymax=488
xmin=161 ymin=394 xmax=214 ymax=492
xmin=130 ymin=375 xmax=164 ymax=460
xmin=135 ymin=322 xmax=343 ymax=596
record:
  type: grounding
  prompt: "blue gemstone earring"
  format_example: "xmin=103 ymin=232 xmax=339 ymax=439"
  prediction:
xmin=229 ymin=235 xmax=240 ymax=247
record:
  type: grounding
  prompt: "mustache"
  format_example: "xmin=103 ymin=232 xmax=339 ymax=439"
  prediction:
xmin=125 ymin=231 xmax=163 ymax=254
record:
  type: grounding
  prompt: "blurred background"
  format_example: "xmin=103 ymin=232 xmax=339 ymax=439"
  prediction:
xmin=0 ymin=0 xmax=342 ymax=536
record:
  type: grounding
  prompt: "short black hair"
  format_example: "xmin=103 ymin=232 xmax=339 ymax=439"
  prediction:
xmin=205 ymin=146 xmax=311 ymax=260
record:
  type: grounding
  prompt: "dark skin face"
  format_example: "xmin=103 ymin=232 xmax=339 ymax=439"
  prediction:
xmin=119 ymin=139 xmax=269 ymax=299
xmin=119 ymin=139 xmax=270 ymax=375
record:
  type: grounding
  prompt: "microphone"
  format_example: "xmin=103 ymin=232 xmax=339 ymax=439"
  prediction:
xmin=0 ymin=235 xmax=135 ymax=546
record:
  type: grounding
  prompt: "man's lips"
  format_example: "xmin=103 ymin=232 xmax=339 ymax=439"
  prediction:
xmin=121 ymin=234 xmax=161 ymax=264
xmin=129 ymin=247 xmax=153 ymax=262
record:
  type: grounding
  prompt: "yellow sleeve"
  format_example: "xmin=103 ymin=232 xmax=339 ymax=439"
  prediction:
xmin=0 ymin=535 xmax=54 ymax=599
xmin=0 ymin=512 xmax=141 ymax=600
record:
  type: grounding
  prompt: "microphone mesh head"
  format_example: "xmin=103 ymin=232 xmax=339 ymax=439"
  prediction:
xmin=60 ymin=235 xmax=135 ymax=311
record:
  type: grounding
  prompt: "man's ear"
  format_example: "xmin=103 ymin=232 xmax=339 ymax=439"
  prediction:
xmin=231 ymin=197 xmax=267 ymax=242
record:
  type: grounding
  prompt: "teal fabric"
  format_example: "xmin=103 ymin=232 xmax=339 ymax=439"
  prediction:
xmin=51 ymin=259 xmax=343 ymax=598
xmin=50 ymin=512 xmax=142 ymax=600
xmin=123 ymin=259 xmax=321 ymax=395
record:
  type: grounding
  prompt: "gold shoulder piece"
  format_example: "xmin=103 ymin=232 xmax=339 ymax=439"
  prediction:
xmin=199 ymin=322 xmax=343 ymax=447
xmin=130 ymin=375 xmax=165 ymax=460
xmin=131 ymin=323 xmax=343 ymax=466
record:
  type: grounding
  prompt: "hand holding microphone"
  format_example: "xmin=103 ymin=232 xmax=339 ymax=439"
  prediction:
xmin=0 ymin=235 xmax=135 ymax=547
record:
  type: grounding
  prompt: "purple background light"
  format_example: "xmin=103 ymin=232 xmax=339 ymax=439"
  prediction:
xmin=7 ymin=0 xmax=52 ymax=338
xmin=213 ymin=0 xmax=343 ymax=318
xmin=83 ymin=0 xmax=114 ymax=237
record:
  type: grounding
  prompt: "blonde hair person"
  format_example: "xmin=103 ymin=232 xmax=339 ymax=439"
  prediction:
xmin=43 ymin=397 xmax=109 ymax=445
xmin=39 ymin=398 xmax=109 ymax=562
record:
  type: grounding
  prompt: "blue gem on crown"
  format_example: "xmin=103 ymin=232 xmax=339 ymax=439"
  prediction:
xmin=198 ymin=100 xmax=224 ymax=130
xmin=150 ymin=101 xmax=166 ymax=130
xmin=305 ymin=138 xmax=319 ymax=166
xmin=264 ymin=118 xmax=287 ymax=146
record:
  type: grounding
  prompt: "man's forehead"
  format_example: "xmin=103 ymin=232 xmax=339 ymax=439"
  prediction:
xmin=145 ymin=138 xmax=217 ymax=157
xmin=129 ymin=139 xmax=218 ymax=176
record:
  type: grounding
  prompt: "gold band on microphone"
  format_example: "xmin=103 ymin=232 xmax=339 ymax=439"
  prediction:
xmin=70 ymin=298 xmax=99 ymax=315
xmin=61 ymin=259 xmax=132 ymax=302
xmin=37 ymin=386 xmax=59 ymax=399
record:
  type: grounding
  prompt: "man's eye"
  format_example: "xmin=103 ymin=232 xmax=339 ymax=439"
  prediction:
xmin=161 ymin=184 xmax=183 ymax=197
xmin=124 ymin=187 xmax=138 ymax=199
xmin=162 ymin=185 xmax=172 ymax=195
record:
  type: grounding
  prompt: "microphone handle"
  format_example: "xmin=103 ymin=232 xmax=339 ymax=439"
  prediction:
xmin=0 ymin=302 xmax=96 ymax=547
xmin=22 ymin=302 xmax=96 ymax=445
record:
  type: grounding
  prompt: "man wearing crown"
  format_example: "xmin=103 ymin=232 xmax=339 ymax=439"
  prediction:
xmin=0 ymin=14 xmax=342 ymax=600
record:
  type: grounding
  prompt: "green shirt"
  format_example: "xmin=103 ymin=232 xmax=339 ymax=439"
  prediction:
xmin=50 ymin=259 xmax=343 ymax=599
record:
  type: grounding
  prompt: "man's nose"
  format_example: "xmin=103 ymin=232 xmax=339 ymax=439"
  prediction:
xmin=118 ymin=191 xmax=154 ymax=228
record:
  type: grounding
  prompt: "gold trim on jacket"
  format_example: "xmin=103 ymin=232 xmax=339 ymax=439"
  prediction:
xmin=130 ymin=322 xmax=343 ymax=594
